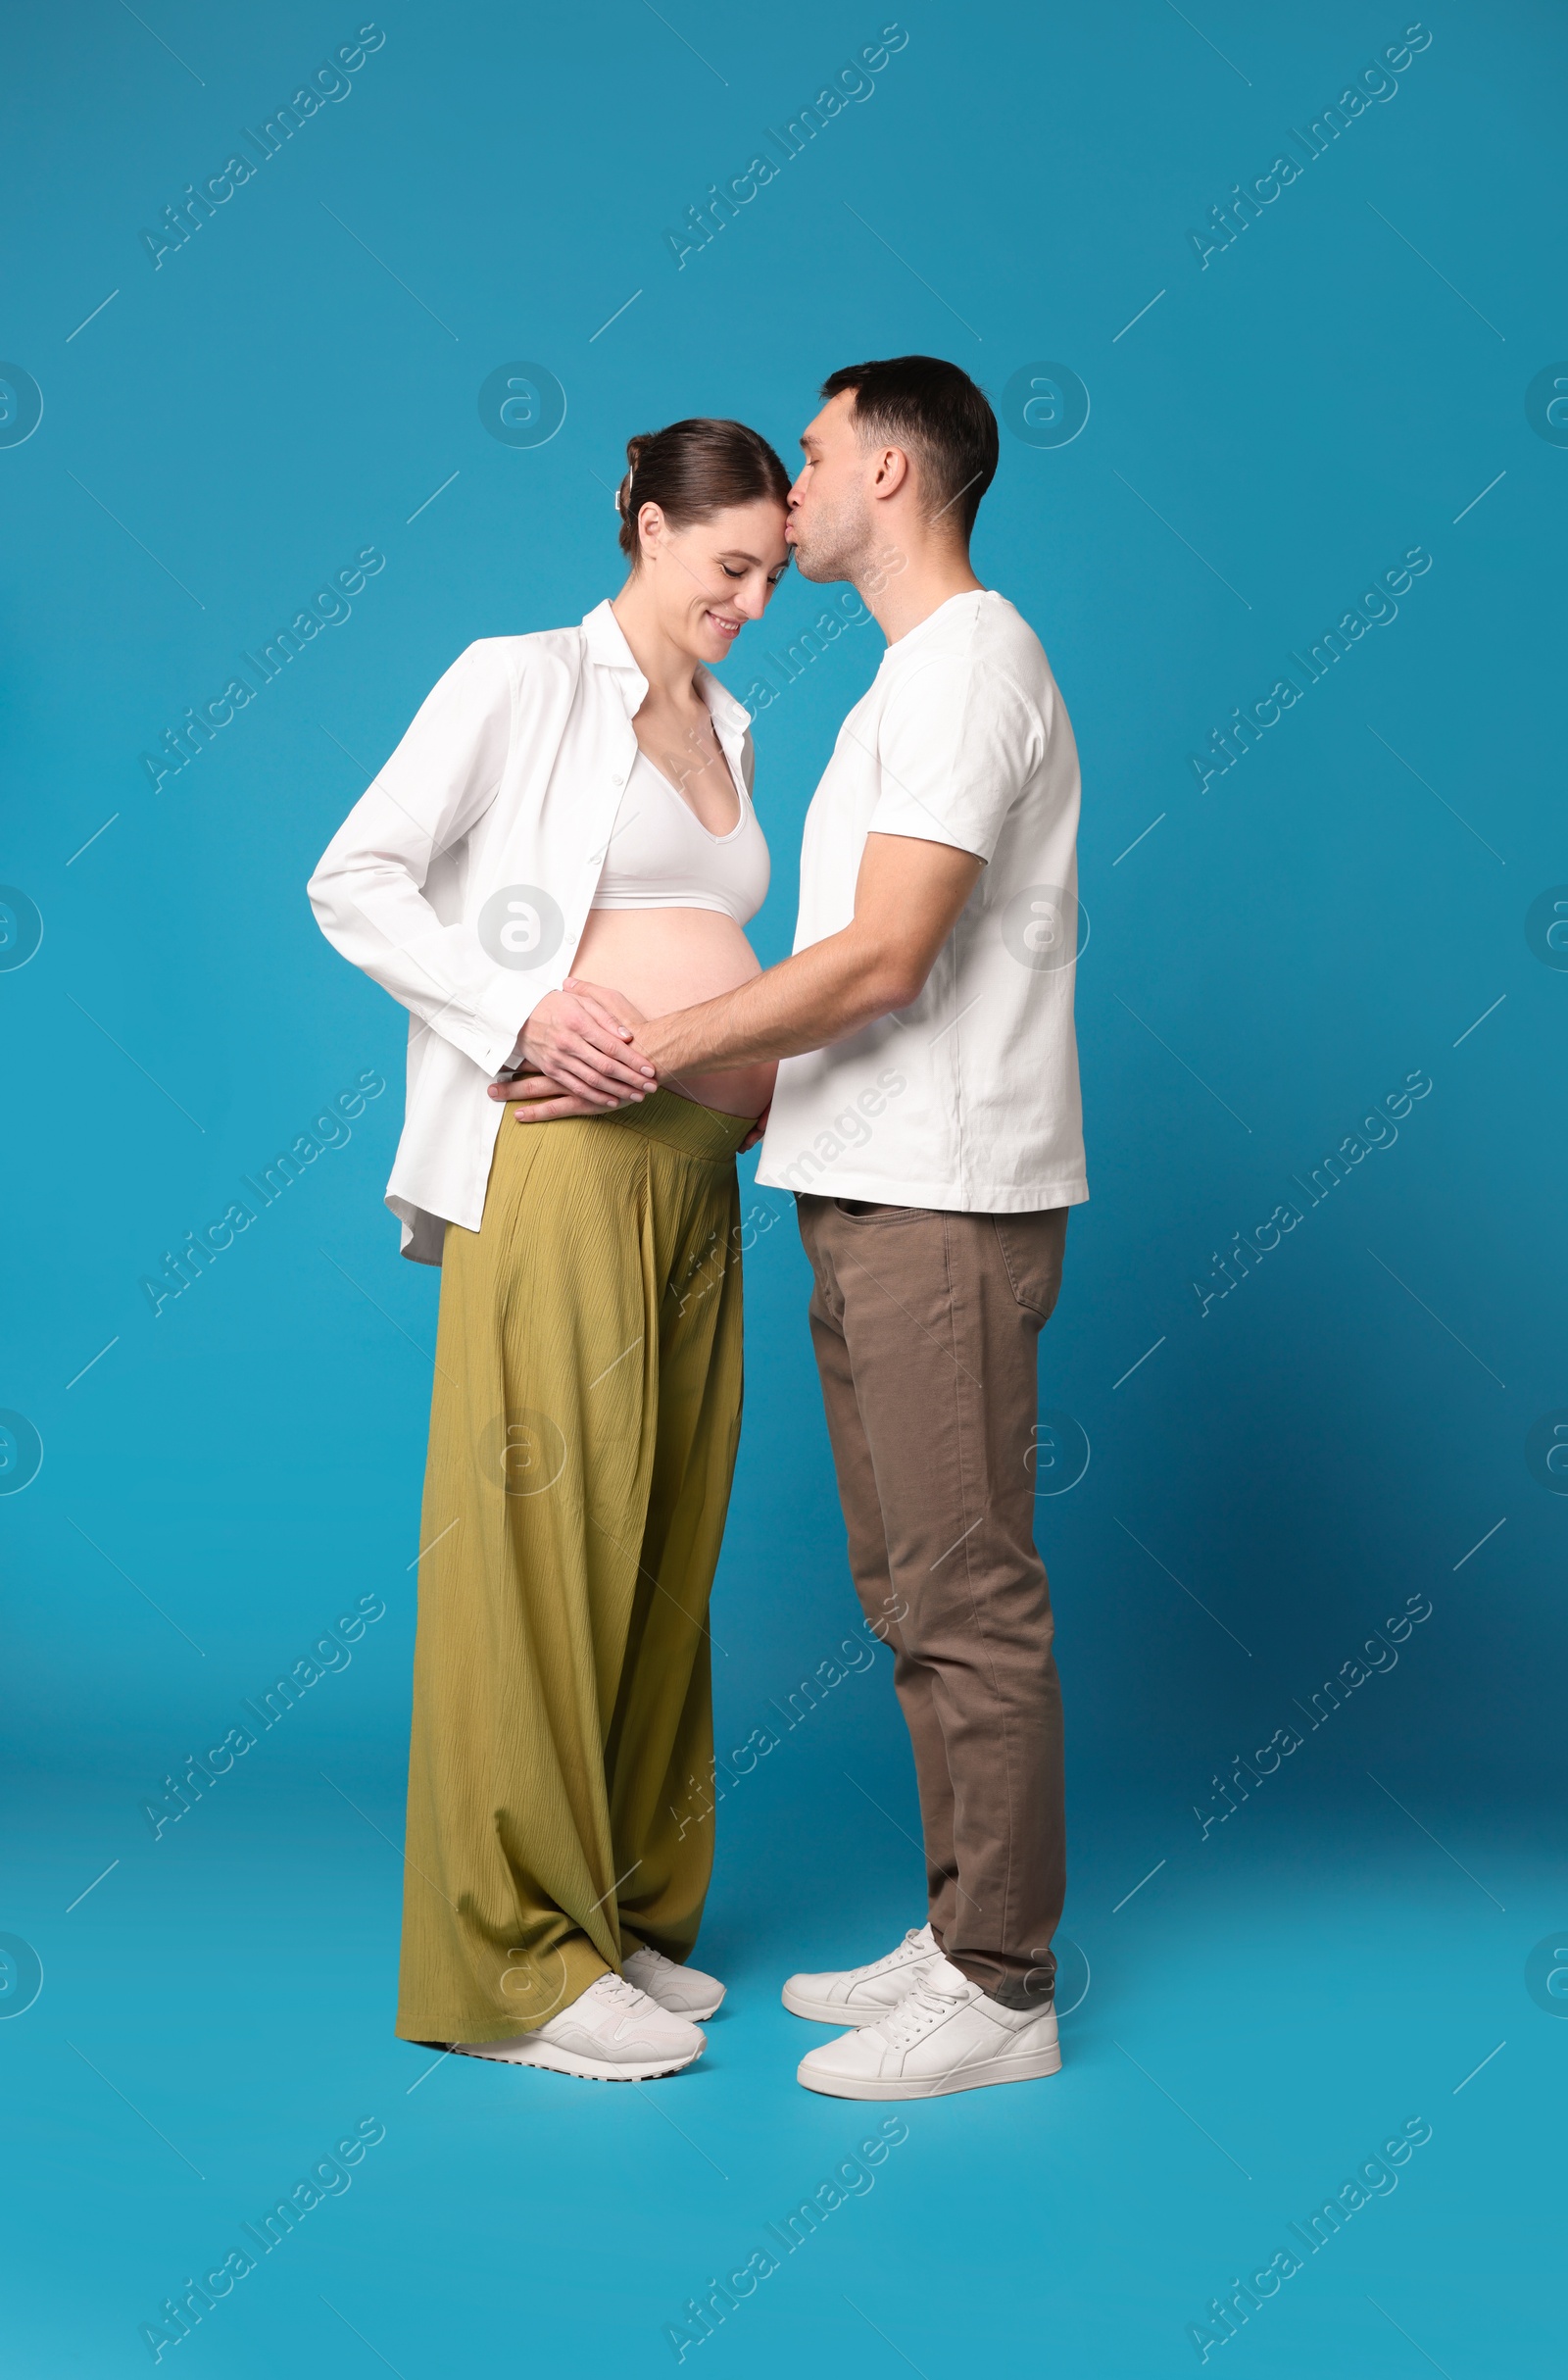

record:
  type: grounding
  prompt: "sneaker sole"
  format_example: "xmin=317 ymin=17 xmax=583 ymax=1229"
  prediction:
xmin=796 ymin=2043 xmax=1062 ymax=2100
xmin=781 ymin=1977 xmax=931 ymax=2025
xmin=452 ymin=2038 xmax=703 ymax=2083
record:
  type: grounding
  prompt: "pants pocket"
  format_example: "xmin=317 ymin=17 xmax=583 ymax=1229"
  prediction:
xmin=991 ymin=1209 xmax=1068 ymax=1320
xmin=831 ymin=1199 xmax=925 ymax=1221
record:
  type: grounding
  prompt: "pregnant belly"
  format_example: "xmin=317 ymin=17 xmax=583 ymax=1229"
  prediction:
xmin=570 ymin=909 xmax=777 ymax=1118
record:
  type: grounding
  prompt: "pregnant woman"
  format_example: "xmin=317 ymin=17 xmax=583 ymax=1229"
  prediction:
xmin=308 ymin=417 xmax=789 ymax=2080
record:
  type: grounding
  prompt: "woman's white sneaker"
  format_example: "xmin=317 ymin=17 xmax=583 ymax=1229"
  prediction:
xmin=796 ymin=1957 xmax=1060 ymax=2100
xmin=782 ymin=1921 xmax=942 ymax=2025
xmin=623 ymin=1943 xmax=726 ymax=2020
xmin=452 ymin=1972 xmax=705 ymax=2081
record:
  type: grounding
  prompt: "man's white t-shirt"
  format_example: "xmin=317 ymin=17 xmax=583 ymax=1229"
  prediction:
xmin=756 ymin=588 xmax=1088 ymax=1214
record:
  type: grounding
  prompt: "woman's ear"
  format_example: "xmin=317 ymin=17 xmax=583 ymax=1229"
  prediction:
xmin=636 ymin=499 xmax=665 ymax=559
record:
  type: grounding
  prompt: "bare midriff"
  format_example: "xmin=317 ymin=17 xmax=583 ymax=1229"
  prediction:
xmin=570 ymin=908 xmax=776 ymax=1118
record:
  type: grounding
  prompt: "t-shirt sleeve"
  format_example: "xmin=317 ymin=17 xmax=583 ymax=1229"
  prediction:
xmin=867 ymin=649 xmax=1046 ymax=864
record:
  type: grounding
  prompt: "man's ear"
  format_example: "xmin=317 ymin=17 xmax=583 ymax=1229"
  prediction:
xmin=870 ymin=445 xmax=909 ymax=501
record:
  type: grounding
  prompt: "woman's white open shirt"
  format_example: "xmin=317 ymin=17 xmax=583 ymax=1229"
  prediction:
xmin=308 ymin=601 xmax=754 ymax=1263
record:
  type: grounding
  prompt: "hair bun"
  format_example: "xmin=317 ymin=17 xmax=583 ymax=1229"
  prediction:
xmin=611 ymin=416 xmax=792 ymax=564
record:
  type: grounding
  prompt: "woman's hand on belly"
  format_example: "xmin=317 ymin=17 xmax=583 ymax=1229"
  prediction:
xmin=499 ymin=1052 xmax=775 ymax=1124
xmin=495 ymin=910 xmax=776 ymax=1124
xmin=568 ymin=912 xmax=776 ymax=1117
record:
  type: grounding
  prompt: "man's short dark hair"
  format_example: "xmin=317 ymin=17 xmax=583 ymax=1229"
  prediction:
xmin=819 ymin=355 xmax=999 ymax=538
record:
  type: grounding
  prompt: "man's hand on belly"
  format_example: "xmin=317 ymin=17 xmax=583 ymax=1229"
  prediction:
xmin=491 ymin=985 xmax=657 ymax=1111
xmin=558 ymin=975 xmax=648 ymax=1035
xmin=606 ymin=835 xmax=985 ymax=1076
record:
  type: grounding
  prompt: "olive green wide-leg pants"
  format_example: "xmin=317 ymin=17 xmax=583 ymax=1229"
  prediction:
xmin=395 ymin=1091 xmax=752 ymax=2048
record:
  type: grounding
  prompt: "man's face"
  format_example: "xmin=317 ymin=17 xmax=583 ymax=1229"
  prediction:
xmin=786 ymin=389 xmax=875 ymax=582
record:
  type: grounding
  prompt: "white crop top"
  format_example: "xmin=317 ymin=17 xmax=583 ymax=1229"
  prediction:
xmin=590 ymin=747 xmax=769 ymax=924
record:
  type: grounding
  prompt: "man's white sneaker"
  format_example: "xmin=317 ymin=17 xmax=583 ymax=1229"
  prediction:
xmin=782 ymin=1921 xmax=943 ymax=2025
xmin=623 ymin=1944 xmax=726 ymax=2020
xmin=796 ymin=1956 xmax=1060 ymax=2101
xmin=452 ymin=1972 xmax=705 ymax=2082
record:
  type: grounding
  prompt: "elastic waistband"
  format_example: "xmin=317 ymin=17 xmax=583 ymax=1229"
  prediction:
xmin=604 ymin=1088 xmax=756 ymax=1163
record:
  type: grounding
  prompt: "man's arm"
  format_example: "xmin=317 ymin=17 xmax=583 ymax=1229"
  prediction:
xmin=495 ymin=833 xmax=983 ymax=1117
xmin=637 ymin=832 xmax=983 ymax=1071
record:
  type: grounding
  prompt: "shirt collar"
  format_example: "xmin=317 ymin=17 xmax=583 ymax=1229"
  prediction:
xmin=581 ymin=597 xmax=643 ymax=689
xmin=695 ymin=663 xmax=752 ymax=745
xmin=581 ymin=599 xmax=752 ymax=741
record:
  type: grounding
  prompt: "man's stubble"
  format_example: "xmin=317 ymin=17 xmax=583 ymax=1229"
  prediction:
xmin=790 ymin=483 xmax=876 ymax=591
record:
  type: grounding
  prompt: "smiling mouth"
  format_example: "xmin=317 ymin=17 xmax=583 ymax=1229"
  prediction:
xmin=705 ymin=611 xmax=742 ymax=638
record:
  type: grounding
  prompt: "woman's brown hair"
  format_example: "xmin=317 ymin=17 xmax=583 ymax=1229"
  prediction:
xmin=615 ymin=417 xmax=791 ymax=561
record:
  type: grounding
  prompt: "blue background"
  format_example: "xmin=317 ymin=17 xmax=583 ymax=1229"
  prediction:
xmin=3 ymin=3 xmax=1564 ymax=2372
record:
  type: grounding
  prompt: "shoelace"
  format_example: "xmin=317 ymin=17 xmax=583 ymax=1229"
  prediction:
xmin=590 ymin=1974 xmax=652 ymax=2012
xmin=879 ymin=1979 xmax=968 ymax=2050
xmin=860 ymin=1927 xmax=930 ymax=1978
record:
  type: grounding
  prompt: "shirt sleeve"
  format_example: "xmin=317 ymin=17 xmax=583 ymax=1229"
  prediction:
xmin=306 ymin=640 xmax=531 ymax=1076
xmin=866 ymin=649 xmax=1047 ymax=865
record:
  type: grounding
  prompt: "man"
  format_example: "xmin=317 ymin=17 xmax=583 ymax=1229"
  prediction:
xmin=509 ymin=355 xmax=1087 ymax=2099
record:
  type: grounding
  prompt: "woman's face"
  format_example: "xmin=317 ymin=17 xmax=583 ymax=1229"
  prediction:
xmin=638 ymin=498 xmax=791 ymax=666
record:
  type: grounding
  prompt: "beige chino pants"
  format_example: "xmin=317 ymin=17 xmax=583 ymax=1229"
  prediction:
xmin=797 ymin=1195 xmax=1069 ymax=2007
